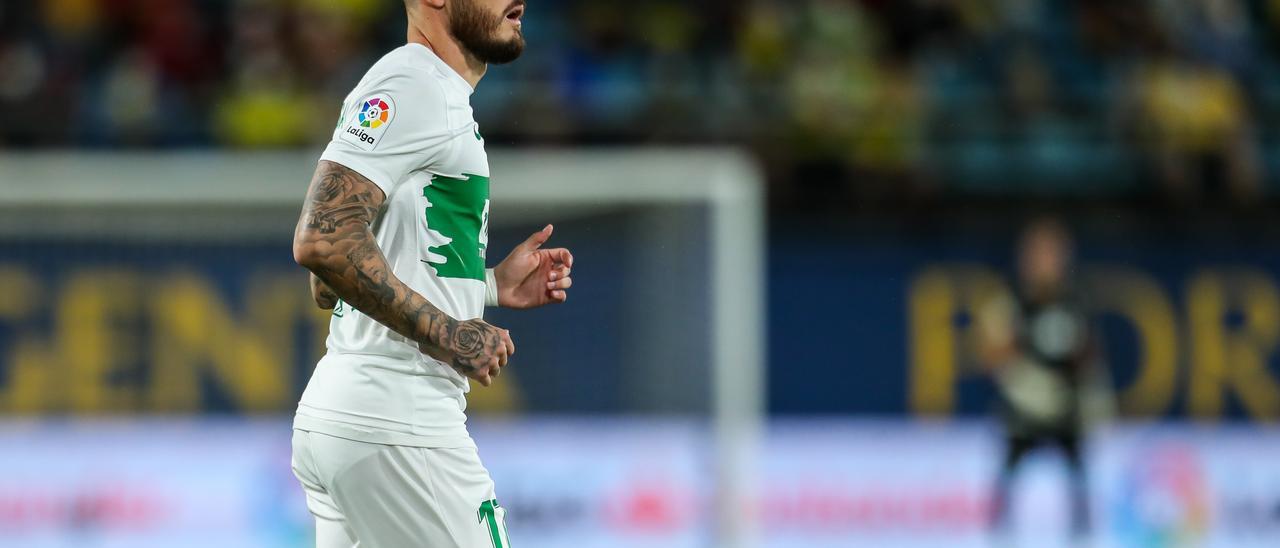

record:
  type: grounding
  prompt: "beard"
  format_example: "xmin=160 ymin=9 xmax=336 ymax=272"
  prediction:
xmin=449 ymin=0 xmax=525 ymax=65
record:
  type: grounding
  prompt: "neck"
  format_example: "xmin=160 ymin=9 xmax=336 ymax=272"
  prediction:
xmin=407 ymin=14 xmax=486 ymax=89
xmin=1024 ymin=280 xmax=1063 ymax=303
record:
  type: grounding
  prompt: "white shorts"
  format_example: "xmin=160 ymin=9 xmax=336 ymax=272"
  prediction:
xmin=291 ymin=429 xmax=511 ymax=548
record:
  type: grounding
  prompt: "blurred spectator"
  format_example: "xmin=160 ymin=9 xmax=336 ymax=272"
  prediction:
xmin=215 ymin=0 xmax=325 ymax=147
xmin=0 ymin=41 xmax=52 ymax=144
xmin=0 ymin=0 xmax=1278 ymax=202
xmin=93 ymin=48 xmax=163 ymax=145
xmin=293 ymin=0 xmax=385 ymax=100
xmin=1131 ymin=51 xmax=1261 ymax=204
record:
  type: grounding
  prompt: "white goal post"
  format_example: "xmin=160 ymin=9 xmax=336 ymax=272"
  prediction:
xmin=493 ymin=150 xmax=765 ymax=547
xmin=0 ymin=148 xmax=766 ymax=546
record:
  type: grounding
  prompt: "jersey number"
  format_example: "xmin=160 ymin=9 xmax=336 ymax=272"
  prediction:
xmin=421 ymin=174 xmax=490 ymax=281
xmin=478 ymin=499 xmax=510 ymax=548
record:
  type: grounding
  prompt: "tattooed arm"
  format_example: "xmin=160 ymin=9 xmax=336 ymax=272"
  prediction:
xmin=310 ymin=273 xmax=338 ymax=309
xmin=292 ymin=160 xmax=515 ymax=385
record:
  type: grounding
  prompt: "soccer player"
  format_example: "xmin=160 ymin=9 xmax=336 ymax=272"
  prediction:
xmin=977 ymin=218 xmax=1103 ymax=539
xmin=289 ymin=0 xmax=571 ymax=545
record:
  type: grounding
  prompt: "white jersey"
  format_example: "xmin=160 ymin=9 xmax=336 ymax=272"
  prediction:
xmin=295 ymin=43 xmax=491 ymax=448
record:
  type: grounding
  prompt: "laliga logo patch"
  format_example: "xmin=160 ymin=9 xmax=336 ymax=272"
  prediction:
xmin=340 ymin=94 xmax=396 ymax=151
xmin=358 ymin=97 xmax=391 ymax=128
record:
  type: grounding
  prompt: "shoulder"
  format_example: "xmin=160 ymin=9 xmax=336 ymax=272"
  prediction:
xmin=320 ymin=45 xmax=465 ymax=188
xmin=340 ymin=46 xmax=458 ymax=135
xmin=357 ymin=45 xmax=453 ymax=102
xmin=336 ymin=48 xmax=455 ymax=144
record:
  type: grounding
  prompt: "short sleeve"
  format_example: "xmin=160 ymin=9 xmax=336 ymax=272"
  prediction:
xmin=320 ymin=70 xmax=454 ymax=196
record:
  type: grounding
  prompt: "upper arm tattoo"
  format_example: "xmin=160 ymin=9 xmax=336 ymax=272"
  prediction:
xmin=302 ymin=163 xmax=383 ymax=234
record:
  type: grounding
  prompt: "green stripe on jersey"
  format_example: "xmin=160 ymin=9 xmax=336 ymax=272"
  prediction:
xmin=422 ymin=173 xmax=489 ymax=281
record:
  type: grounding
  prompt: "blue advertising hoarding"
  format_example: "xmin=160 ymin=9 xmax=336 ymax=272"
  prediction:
xmin=2 ymin=221 xmax=1279 ymax=420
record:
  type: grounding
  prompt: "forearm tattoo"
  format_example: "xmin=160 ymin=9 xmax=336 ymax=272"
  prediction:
xmin=295 ymin=161 xmax=453 ymax=349
xmin=295 ymin=161 xmax=510 ymax=379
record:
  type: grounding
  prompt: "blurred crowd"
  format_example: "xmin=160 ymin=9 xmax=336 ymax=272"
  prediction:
xmin=2 ymin=0 xmax=1279 ymax=202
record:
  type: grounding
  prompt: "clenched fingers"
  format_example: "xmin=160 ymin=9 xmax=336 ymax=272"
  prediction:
xmin=501 ymin=329 xmax=516 ymax=357
xmin=544 ymin=248 xmax=573 ymax=269
xmin=546 ymin=275 xmax=573 ymax=291
xmin=474 ymin=368 xmax=493 ymax=387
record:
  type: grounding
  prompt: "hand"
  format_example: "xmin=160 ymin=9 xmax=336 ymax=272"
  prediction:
xmin=419 ymin=319 xmax=515 ymax=386
xmin=494 ymin=224 xmax=574 ymax=309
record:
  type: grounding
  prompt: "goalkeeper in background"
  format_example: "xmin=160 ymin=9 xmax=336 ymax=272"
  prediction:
xmin=977 ymin=217 xmax=1113 ymax=539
